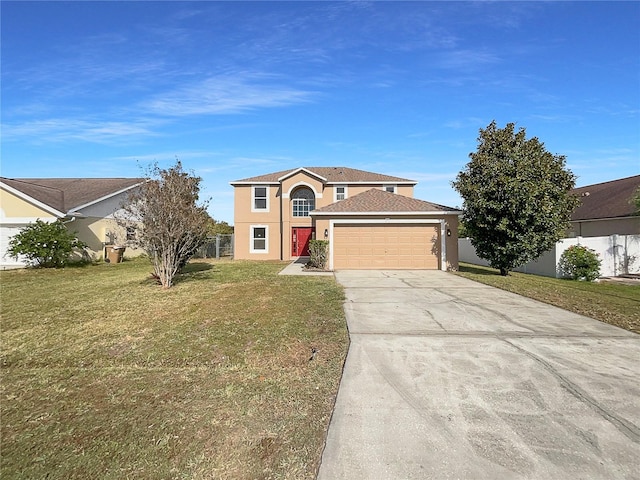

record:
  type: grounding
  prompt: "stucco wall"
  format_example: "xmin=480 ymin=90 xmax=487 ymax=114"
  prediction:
xmin=569 ymin=217 xmax=640 ymax=237
xmin=0 ymin=188 xmax=56 ymax=219
xmin=75 ymin=191 xmax=132 ymax=218
xmin=70 ymin=217 xmax=144 ymax=260
xmin=233 ymin=184 xmax=281 ymax=260
xmin=443 ymin=214 xmax=459 ymax=271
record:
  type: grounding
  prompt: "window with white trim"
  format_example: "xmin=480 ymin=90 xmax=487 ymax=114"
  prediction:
xmin=126 ymin=226 xmax=136 ymax=241
xmin=252 ymin=186 xmax=269 ymax=212
xmin=292 ymin=187 xmax=315 ymax=217
xmin=383 ymin=185 xmax=397 ymax=193
xmin=250 ymin=225 xmax=268 ymax=253
xmin=334 ymin=185 xmax=347 ymax=201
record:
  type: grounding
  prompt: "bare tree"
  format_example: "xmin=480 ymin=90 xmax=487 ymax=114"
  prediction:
xmin=120 ymin=160 xmax=210 ymax=288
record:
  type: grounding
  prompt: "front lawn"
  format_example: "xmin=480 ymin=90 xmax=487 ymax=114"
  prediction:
xmin=455 ymin=263 xmax=640 ymax=334
xmin=0 ymin=258 xmax=349 ymax=479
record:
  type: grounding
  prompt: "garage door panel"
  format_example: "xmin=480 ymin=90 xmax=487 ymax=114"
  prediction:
xmin=333 ymin=224 xmax=440 ymax=270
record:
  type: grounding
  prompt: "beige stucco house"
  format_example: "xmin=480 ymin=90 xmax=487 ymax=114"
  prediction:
xmin=0 ymin=177 xmax=144 ymax=268
xmin=230 ymin=167 xmax=461 ymax=270
xmin=568 ymin=175 xmax=640 ymax=237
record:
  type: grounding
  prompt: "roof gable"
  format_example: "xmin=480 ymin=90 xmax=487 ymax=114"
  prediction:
xmin=231 ymin=166 xmax=416 ymax=185
xmin=572 ymin=175 xmax=640 ymax=221
xmin=1 ymin=181 xmax=66 ymax=217
xmin=311 ymin=188 xmax=460 ymax=215
xmin=277 ymin=167 xmax=327 ymax=182
xmin=0 ymin=177 xmax=143 ymax=215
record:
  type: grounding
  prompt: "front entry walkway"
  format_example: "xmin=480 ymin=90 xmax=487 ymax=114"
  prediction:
xmin=278 ymin=257 xmax=333 ymax=276
xmin=317 ymin=270 xmax=640 ymax=479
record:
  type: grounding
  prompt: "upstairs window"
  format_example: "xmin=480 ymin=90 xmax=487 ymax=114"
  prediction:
xmin=292 ymin=187 xmax=315 ymax=217
xmin=335 ymin=185 xmax=347 ymax=201
xmin=383 ymin=185 xmax=397 ymax=194
xmin=252 ymin=186 xmax=269 ymax=212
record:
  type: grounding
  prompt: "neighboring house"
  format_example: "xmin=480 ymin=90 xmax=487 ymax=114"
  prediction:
xmin=569 ymin=175 xmax=640 ymax=237
xmin=0 ymin=177 xmax=144 ymax=268
xmin=230 ymin=167 xmax=461 ymax=270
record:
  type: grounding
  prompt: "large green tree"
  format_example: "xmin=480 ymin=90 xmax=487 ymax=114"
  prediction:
xmin=453 ymin=121 xmax=579 ymax=276
xmin=120 ymin=160 xmax=210 ymax=288
xmin=206 ymin=218 xmax=234 ymax=235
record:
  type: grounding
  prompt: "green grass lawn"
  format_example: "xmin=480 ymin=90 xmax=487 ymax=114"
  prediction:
xmin=456 ymin=263 xmax=640 ymax=334
xmin=0 ymin=258 xmax=349 ymax=479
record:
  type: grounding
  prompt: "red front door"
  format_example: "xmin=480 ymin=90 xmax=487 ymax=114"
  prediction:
xmin=292 ymin=227 xmax=314 ymax=256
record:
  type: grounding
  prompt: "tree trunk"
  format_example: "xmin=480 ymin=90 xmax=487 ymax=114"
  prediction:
xmin=500 ymin=267 xmax=509 ymax=276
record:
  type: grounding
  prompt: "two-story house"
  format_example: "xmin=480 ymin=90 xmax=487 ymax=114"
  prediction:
xmin=230 ymin=167 xmax=461 ymax=270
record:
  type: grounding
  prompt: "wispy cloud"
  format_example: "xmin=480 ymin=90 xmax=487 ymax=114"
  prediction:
xmin=437 ymin=49 xmax=501 ymax=70
xmin=398 ymin=172 xmax=459 ymax=183
xmin=142 ymin=74 xmax=315 ymax=117
xmin=443 ymin=117 xmax=487 ymax=130
xmin=1 ymin=118 xmax=163 ymax=144
xmin=110 ymin=150 xmax=222 ymax=164
xmin=528 ymin=113 xmax=583 ymax=124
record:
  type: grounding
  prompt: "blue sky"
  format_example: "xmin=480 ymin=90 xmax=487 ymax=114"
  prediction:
xmin=2 ymin=1 xmax=639 ymax=223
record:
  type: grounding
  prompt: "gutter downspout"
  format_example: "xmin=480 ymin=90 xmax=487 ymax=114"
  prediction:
xmin=440 ymin=220 xmax=447 ymax=271
xmin=279 ymin=185 xmax=283 ymax=260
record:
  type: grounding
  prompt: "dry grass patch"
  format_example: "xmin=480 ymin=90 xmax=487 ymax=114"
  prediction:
xmin=1 ymin=258 xmax=348 ymax=479
xmin=455 ymin=263 xmax=640 ymax=334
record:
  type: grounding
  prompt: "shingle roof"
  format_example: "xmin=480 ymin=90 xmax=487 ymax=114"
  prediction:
xmin=231 ymin=166 xmax=416 ymax=184
xmin=312 ymin=188 xmax=460 ymax=214
xmin=571 ymin=175 xmax=640 ymax=221
xmin=0 ymin=177 xmax=143 ymax=214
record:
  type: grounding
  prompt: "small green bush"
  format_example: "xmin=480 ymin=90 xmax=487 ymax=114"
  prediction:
xmin=559 ymin=245 xmax=601 ymax=281
xmin=307 ymin=240 xmax=329 ymax=270
xmin=7 ymin=219 xmax=87 ymax=268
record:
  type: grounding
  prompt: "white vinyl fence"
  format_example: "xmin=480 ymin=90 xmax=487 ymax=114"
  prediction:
xmin=459 ymin=234 xmax=640 ymax=278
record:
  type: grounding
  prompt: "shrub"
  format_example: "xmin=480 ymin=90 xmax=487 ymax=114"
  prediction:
xmin=307 ymin=240 xmax=329 ymax=270
xmin=7 ymin=219 xmax=87 ymax=268
xmin=559 ymin=245 xmax=601 ymax=281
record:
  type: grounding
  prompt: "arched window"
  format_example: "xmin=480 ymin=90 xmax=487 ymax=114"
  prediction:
xmin=292 ymin=187 xmax=315 ymax=217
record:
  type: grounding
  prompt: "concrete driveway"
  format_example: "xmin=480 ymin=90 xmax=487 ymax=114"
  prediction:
xmin=317 ymin=270 xmax=640 ymax=480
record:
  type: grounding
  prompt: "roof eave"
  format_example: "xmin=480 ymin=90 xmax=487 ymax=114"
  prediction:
xmin=326 ymin=181 xmax=417 ymax=185
xmin=311 ymin=210 xmax=462 ymax=216
xmin=0 ymin=181 xmax=66 ymax=218
xmin=229 ymin=181 xmax=280 ymax=186
xmin=571 ymin=215 xmax=638 ymax=223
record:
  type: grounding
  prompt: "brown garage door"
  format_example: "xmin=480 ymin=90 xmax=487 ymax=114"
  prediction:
xmin=333 ymin=224 xmax=439 ymax=269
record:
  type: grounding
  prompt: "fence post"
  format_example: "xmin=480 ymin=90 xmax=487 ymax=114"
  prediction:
xmin=215 ymin=234 xmax=221 ymax=259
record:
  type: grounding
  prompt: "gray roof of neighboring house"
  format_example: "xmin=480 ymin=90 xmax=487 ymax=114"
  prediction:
xmin=312 ymin=188 xmax=460 ymax=214
xmin=231 ymin=166 xmax=416 ymax=184
xmin=572 ymin=175 xmax=640 ymax=221
xmin=0 ymin=177 xmax=143 ymax=214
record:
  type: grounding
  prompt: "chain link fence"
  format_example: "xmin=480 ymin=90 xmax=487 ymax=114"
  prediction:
xmin=194 ymin=234 xmax=234 ymax=259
